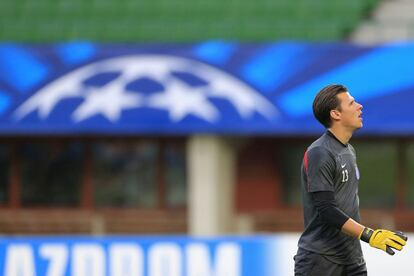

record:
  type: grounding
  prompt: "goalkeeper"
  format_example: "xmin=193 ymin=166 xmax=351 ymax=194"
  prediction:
xmin=294 ymin=84 xmax=407 ymax=276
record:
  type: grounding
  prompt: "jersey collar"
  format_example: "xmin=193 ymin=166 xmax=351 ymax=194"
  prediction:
xmin=326 ymin=130 xmax=348 ymax=147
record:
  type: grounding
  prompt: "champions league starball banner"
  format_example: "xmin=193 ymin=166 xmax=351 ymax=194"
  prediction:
xmin=0 ymin=41 xmax=413 ymax=135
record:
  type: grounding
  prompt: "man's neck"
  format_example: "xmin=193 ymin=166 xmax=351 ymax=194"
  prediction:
xmin=328 ymin=126 xmax=353 ymax=145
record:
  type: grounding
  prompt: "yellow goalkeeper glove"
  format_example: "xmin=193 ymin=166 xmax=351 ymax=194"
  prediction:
xmin=359 ymin=227 xmax=408 ymax=255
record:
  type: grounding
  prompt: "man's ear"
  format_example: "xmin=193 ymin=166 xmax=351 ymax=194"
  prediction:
xmin=330 ymin=109 xmax=341 ymax=121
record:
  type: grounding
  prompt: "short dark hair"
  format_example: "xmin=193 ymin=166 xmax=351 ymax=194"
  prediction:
xmin=312 ymin=84 xmax=348 ymax=128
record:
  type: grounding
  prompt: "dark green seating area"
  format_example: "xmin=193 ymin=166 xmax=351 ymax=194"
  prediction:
xmin=0 ymin=0 xmax=380 ymax=42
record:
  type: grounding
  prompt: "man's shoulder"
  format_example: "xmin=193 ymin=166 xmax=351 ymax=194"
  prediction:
xmin=306 ymin=144 xmax=335 ymax=164
xmin=308 ymin=133 xmax=332 ymax=152
xmin=306 ymin=133 xmax=341 ymax=163
xmin=310 ymin=132 xmax=350 ymax=155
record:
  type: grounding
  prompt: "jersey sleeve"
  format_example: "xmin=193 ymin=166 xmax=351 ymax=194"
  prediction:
xmin=311 ymin=191 xmax=349 ymax=229
xmin=303 ymin=146 xmax=336 ymax=192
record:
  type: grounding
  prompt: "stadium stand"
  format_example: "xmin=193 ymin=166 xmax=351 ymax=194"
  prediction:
xmin=0 ymin=0 xmax=380 ymax=41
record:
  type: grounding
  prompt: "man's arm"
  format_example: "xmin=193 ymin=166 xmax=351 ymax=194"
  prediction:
xmin=313 ymin=191 xmax=408 ymax=255
xmin=341 ymin=217 xmax=364 ymax=237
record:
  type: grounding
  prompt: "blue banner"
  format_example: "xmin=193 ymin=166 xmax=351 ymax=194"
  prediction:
xmin=0 ymin=42 xmax=413 ymax=135
xmin=0 ymin=235 xmax=285 ymax=276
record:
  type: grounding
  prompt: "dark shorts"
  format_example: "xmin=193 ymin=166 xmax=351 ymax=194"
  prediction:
xmin=294 ymin=248 xmax=367 ymax=276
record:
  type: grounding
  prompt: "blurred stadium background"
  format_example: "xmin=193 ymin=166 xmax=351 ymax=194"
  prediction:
xmin=0 ymin=0 xmax=414 ymax=275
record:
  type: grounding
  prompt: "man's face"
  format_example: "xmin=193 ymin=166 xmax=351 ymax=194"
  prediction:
xmin=336 ymin=92 xmax=363 ymax=130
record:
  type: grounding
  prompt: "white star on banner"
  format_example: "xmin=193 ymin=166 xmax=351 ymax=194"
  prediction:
xmin=72 ymin=84 xmax=143 ymax=122
xmin=147 ymin=80 xmax=219 ymax=122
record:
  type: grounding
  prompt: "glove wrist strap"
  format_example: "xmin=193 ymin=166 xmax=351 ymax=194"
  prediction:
xmin=360 ymin=227 xmax=374 ymax=243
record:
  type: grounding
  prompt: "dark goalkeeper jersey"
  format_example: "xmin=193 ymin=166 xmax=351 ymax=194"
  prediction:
xmin=297 ymin=131 xmax=364 ymax=264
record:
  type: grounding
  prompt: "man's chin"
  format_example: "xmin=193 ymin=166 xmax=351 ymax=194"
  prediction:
xmin=351 ymin=122 xmax=363 ymax=131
